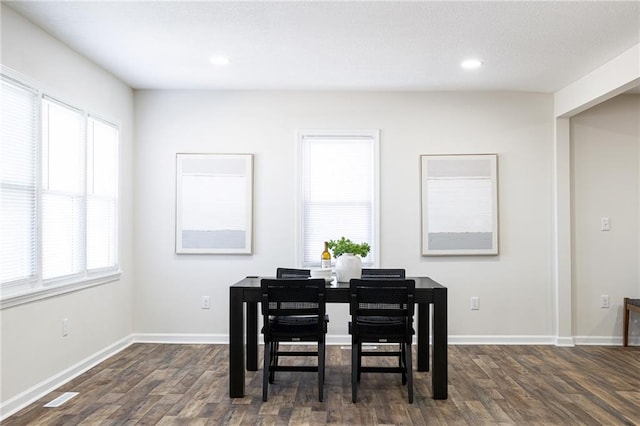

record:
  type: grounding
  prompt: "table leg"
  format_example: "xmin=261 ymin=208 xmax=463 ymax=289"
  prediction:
xmin=246 ymin=301 xmax=258 ymax=371
xmin=432 ymin=287 xmax=448 ymax=399
xmin=417 ymin=303 xmax=430 ymax=372
xmin=229 ymin=287 xmax=245 ymax=398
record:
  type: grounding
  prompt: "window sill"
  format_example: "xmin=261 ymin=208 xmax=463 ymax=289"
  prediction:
xmin=0 ymin=272 xmax=121 ymax=310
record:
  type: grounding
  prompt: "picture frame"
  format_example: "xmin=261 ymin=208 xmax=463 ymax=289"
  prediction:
xmin=176 ymin=153 xmax=253 ymax=254
xmin=421 ymin=154 xmax=498 ymax=256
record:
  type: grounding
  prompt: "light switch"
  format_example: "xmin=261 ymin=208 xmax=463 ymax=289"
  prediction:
xmin=600 ymin=217 xmax=610 ymax=231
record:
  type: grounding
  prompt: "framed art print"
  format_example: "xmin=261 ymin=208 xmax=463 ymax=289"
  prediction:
xmin=176 ymin=153 xmax=253 ymax=254
xmin=421 ymin=154 xmax=498 ymax=256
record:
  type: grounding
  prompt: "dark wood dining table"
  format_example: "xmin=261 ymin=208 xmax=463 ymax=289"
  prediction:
xmin=229 ymin=276 xmax=448 ymax=399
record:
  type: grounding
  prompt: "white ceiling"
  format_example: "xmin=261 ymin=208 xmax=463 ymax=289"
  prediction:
xmin=5 ymin=1 xmax=640 ymax=92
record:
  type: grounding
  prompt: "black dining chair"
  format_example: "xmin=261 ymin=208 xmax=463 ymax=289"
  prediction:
xmin=274 ymin=268 xmax=329 ymax=377
xmin=356 ymin=269 xmax=407 ymax=382
xmin=361 ymin=268 xmax=406 ymax=279
xmin=276 ymin=267 xmax=311 ymax=278
xmin=349 ymin=278 xmax=416 ymax=403
xmin=261 ymin=278 xmax=327 ymax=402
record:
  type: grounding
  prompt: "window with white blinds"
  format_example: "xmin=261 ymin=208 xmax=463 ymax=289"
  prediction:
xmin=1 ymin=76 xmax=38 ymax=287
xmin=0 ymin=71 xmax=119 ymax=301
xmin=42 ymin=98 xmax=86 ymax=281
xmin=86 ymin=118 xmax=118 ymax=271
xmin=298 ymin=130 xmax=379 ymax=267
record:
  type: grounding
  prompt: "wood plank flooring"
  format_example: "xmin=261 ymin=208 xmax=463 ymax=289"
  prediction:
xmin=4 ymin=344 xmax=639 ymax=425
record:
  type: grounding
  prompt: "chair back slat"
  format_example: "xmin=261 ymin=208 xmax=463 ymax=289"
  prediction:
xmin=349 ymin=279 xmax=415 ymax=317
xmin=361 ymin=268 xmax=406 ymax=279
xmin=276 ymin=268 xmax=311 ymax=278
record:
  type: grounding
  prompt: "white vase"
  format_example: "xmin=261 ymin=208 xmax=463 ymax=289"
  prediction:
xmin=335 ymin=253 xmax=362 ymax=283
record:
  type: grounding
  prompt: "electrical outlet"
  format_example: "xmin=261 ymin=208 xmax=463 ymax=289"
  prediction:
xmin=201 ymin=296 xmax=210 ymax=309
xmin=62 ymin=318 xmax=69 ymax=336
xmin=600 ymin=295 xmax=610 ymax=309
xmin=470 ymin=297 xmax=480 ymax=310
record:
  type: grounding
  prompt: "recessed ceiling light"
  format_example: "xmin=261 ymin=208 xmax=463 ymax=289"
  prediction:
xmin=461 ymin=59 xmax=483 ymax=70
xmin=209 ymin=56 xmax=230 ymax=66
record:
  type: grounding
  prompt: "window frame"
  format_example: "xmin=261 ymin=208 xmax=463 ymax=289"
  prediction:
xmin=41 ymin=96 xmax=88 ymax=283
xmin=0 ymin=73 xmax=40 ymax=292
xmin=86 ymin=115 xmax=120 ymax=273
xmin=295 ymin=129 xmax=380 ymax=268
xmin=0 ymin=67 xmax=120 ymax=309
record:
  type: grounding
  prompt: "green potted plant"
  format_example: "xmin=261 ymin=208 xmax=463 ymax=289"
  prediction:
xmin=327 ymin=237 xmax=371 ymax=282
xmin=327 ymin=237 xmax=370 ymax=258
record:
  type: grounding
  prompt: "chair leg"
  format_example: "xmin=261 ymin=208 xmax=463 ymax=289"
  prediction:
xmin=623 ymin=298 xmax=630 ymax=347
xmin=322 ymin=341 xmax=327 ymax=383
xmin=318 ymin=341 xmax=325 ymax=402
xmin=405 ymin=342 xmax=413 ymax=403
xmin=352 ymin=340 xmax=359 ymax=403
xmin=401 ymin=343 xmax=407 ymax=385
xmin=357 ymin=342 xmax=362 ymax=382
xmin=269 ymin=341 xmax=277 ymax=383
xmin=263 ymin=341 xmax=271 ymax=401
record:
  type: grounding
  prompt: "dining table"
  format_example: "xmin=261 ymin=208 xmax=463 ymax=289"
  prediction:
xmin=229 ymin=275 xmax=448 ymax=400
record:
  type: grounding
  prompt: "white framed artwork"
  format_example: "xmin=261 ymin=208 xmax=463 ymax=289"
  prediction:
xmin=176 ymin=153 xmax=253 ymax=254
xmin=421 ymin=154 xmax=498 ymax=256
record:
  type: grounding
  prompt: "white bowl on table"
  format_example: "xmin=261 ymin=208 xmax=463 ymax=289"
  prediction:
xmin=310 ymin=268 xmax=334 ymax=283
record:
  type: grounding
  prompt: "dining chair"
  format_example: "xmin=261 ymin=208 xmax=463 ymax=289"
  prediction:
xmin=261 ymin=278 xmax=327 ymax=402
xmin=349 ymin=278 xmax=416 ymax=403
xmin=356 ymin=269 xmax=407 ymax=383
xmin=276 ymin=267 xmax=311 ymax=278
xmin=361 ymin=268 xmax=406 ymax=279
xmin=274 ymin=268 xmax=329 ymax=377
xmin=623 ymin=297 xmax=640 ymax=347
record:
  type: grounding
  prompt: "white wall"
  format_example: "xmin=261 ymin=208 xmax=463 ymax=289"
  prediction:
xmin=0 ymin=5 xmax=135 ymax=409
xmin=571 ymin=94 xmax=640 ymax=343
xmin=134 ymin=90 xmax=555 ymax=341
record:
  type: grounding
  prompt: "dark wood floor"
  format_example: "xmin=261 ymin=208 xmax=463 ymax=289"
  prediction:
xmin=4 ymin=343 xmax=639 ymax=425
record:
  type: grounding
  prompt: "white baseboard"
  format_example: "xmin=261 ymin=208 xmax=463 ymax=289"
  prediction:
xmin=327 ymin=335 xmax=351 ymax=345
xmin=447 ymin=335 xmax=556 ymax=345
xmin=133 ymin=333 xmax=229 ymax=344
xmin=134 ymin=334 xmax=376 ymax=346
xmin=554 ymin=336 xmax=576 ymax=347
xmin=135 ymin=334 xmax=633 ymax=346
xmin=573 ymin=335 xmax=627 ymax=346
xmin=0 ymin=335 xmax=133 ymax=421
xmin=295 ymin=335 xmax=560 ymax=346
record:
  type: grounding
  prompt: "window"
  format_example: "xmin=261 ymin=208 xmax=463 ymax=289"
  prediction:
xmin=0 ymin=72 xmax=119 ymax=302
xmin=42 ymin=98 xmax=86 ymax=280
xmin=297 ymin=130 xmax=379 ymax=267
xmin=86 ymin=118 xmax=119 ymax=270
xmin=0 ymin=77 xmax=38 ymax=288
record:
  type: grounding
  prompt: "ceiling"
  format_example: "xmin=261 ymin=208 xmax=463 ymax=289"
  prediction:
xmin=5 ymin=1 xmax=640 ymax=92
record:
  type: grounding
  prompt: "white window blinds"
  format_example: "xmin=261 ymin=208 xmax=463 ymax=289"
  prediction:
xmin=41 ymin=98 xmax=86 ymax=281
xmin=1 ymin=69 xmax=120 ymax=300
xmin=298 ymin=131 xmax=379 ymax=267
xmin=87 ymin=117 xmax=118 ymax=271
xmin=0 ymin=77 xmax=38 ymax=285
